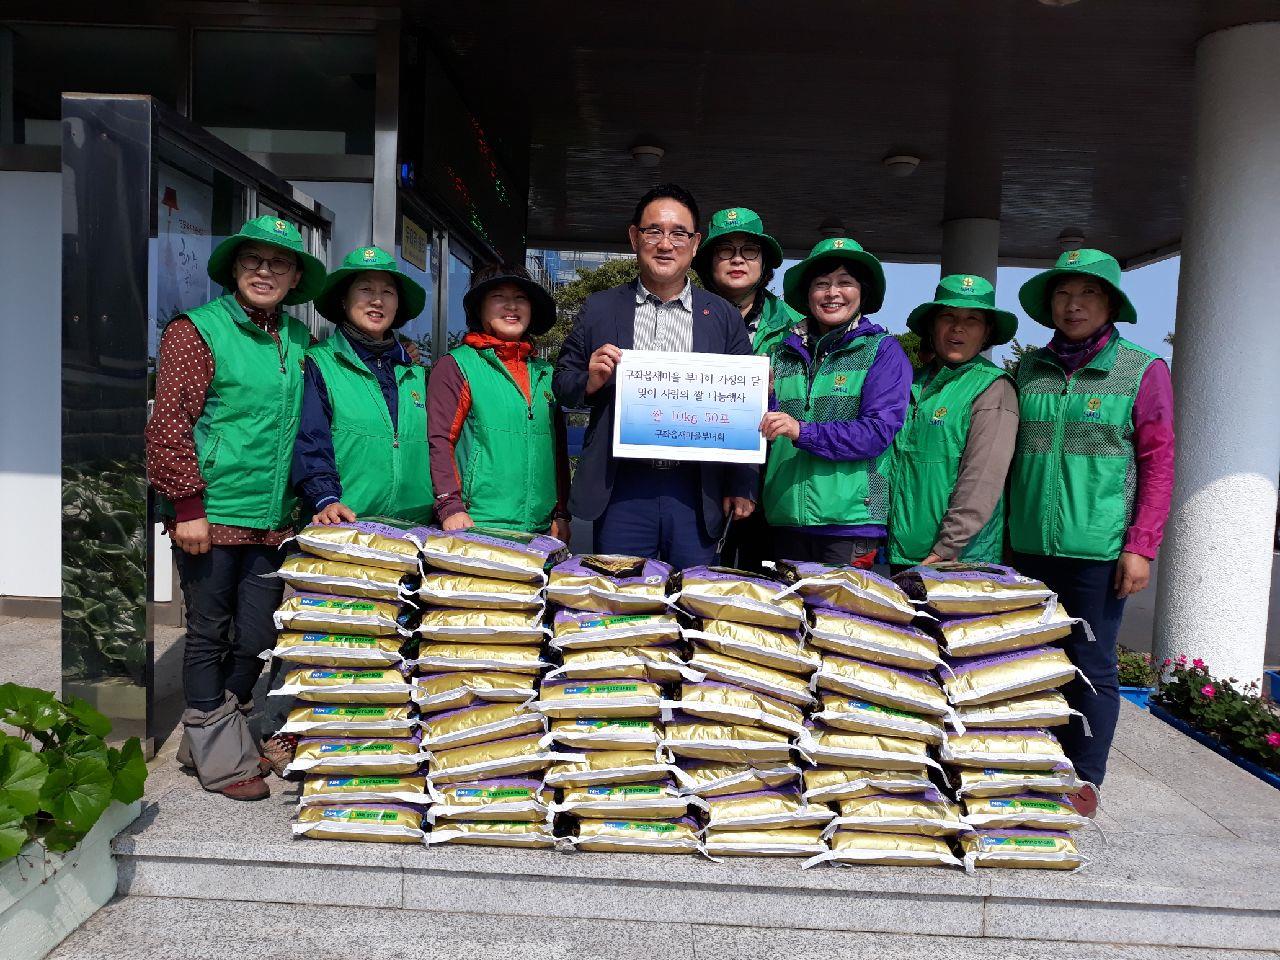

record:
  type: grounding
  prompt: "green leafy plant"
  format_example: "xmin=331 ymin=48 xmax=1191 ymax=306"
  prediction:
xmin=1117 ymin=645 xmax=1159 ymax=687
xmin=0 ymin=683 xmax=147 ymax=861
xmin=1152 ymin=657 xmax=1280 ymax=774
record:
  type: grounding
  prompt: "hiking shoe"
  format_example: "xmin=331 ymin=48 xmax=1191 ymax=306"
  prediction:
xmin=1072 ymin=784 xmax=1100 ymax=818
xmin=263 ymin=733 xmax=300 ymax=779
xmin=221 ymin=775 xmax=270 ymax=801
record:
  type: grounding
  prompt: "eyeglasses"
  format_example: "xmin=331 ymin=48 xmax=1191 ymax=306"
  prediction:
xmin=237 ymin=252 xmax=297 ymax=276
xmin=637 ymin=226 xmax=696 ymax=247
xmin=713 ymin=243 xmax=762 ymax=262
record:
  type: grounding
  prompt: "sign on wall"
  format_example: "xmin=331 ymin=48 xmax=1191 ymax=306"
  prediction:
xmin=402 ymin=214 xmax=429 ymax=271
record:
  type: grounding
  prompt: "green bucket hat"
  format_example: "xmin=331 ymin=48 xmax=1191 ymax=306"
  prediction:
xmin=906 ymin=274 xmax=1019 ymax=346
xmin=206 ymin=214 xmax=327 ymax=306
xmin=693 ymin=207 xmax=785 ymax=282
xmin=1017 ymin=248 xmax=1138 ymax=328
xmin=314 ymin=246 xmax=427 ymax=328
xmin=782 ymin=237 xmax=887 ymax=316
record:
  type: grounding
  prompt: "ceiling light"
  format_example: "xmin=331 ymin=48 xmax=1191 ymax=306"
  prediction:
xmin=630 ymin=144 xmax=665 ymax=168
xmin=1037 ymin=0 xmax=1083 ymax=6
xmin=818 ymin=217 xmax=847 ymax=239
xmin=1057 ymin=227 xmax=1086 ymax=250
xmin=882 ymin=154 xmax=921 ymax=178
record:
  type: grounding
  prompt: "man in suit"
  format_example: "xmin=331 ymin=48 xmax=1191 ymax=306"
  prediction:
xmin=554 ymin=183 xmax=759 ymax=568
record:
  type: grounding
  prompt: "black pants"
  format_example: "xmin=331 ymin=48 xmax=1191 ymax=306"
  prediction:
xmin=1012 ymin=552 xmax=1126 ymax=787
xmin=773 ymin=529 xmax=880 ymax=568
xmin=174 ymin=544 xmax=285 ymax=712
xmin=720 ymin=508 xmax=774 ymax=574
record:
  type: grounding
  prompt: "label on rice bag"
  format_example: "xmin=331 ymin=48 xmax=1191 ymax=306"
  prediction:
xmin=266 ymin=632 xmax=405 ymax=667
xmin=567 ymin=816 xmax=701 ymax=854
xmin=806 ymin=829 xmax=962 ymax=869
xmin=802 ymin=766 xmax=935 ymax=803
xmin=282 ymin=703 xmax=416 ymax=737
xmin=412 ymin=671 xmax=536 ymax=714
xmin=683 ymin=619 xmax=818 ymax=676
xmin=299 ymin=774 xmax=427 ymax=806
xmin=896 ymin=563 xmax=1054 ymax=616
xmin=294 ymin=520 xmax=425 ymax=574
xmin=419 ymin=526 xmax=567 ymax=583
xmin=813 ymin=696 xmax=945 ymax=744
xmin=954 ymin=763 xmax=1085 ymax=798
xmin=413 ymin=608 xmax=549 ymax=645
xmin=940 ymin=728 xmax=1068 ymax=769
xmin=421 ymin=701 xmax=546 ymax=750
xmin=814 ymin=655 xmax=953 ymax=720
xmin=705 ymin=787 xmax=835 ymax=831
xmin=943 ymin=646 xmax=1083 ymax=706
xmin=961 ymin=793 xmax=1087 ymax=830
xmin=959 ymin=828 xmax=1087 ymax=872
xmin=546 ymin=718 xmax=662 ymax=750
xmin=427 ymin=777 xmax=553 ymax=822
xmin=286 ymin=736 xmax=428 ymax=775
xmin=675 ymin=761 xmax=801 ymax=798
xmin=551 ymin=610 xmax=683 ymax=649
xmin=425 ymin=819 xmax=557 ymax=847
xmin=409 ymin=642 xmax=550 ymax=675
xmin=533 ymin=679 xmax=663 ymax=719
xmin=685 ymin=650 xmax=815 ymax=707
xmin=544 ymin=748 xmax=678 ymax=788
xmin=270 ymin=667 xmax=411 ymax=704
xmin=662 ymin=717 xmax=794 ymax=765
xmin=938 ymin=603 xmax=1075 ymax=658
xmin=806 ymin=609 xmax=942 ymax=671
xmin=826 ymin=789 xmax=965 ymax=837
xmin=703 ymin=827 xmax=827 ymax=857
xmin=799 ymin=727 xmax=942 ymax=773
xmin=427 ymin=734 xmax=581 ymax=784
xmin=292 ymin=802 xmax=425 ymax=843
xmin=274 ymin=593 xmax=402 ymax=636
xmin=553 ymin=779 xmax=695 ymax=820
xmin=273 ymin=553 xmax=410 ymax=601
xmin=955 ymin=691 xmax=1079 ymax=729
xmin=663 ymin=681 xmax=806 ymax=737
xmin=671 ymin=566 xmax=805 ymax=631
xmin=411 ymin=572 xmax=545 ymax=611
xmin=544 ymin=646 xmax=700 ymax=684
xmin=546 ymin=556 xmax=673 ymax=613
xmin=773 ymin=561 xmax=917 ymax=625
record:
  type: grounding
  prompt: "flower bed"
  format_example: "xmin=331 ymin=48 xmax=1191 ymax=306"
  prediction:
xmin=1117 ymin=646 xmax=1158 ymax=709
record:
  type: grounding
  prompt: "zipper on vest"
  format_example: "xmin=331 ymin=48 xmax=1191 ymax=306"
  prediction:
xmin=393 ymin=429 xmax=399 ymax=449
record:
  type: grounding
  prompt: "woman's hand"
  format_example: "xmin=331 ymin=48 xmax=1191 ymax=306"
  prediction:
xmin=173 ymin=518 xmax=211 ymax=555
xmin=442 ymin=511 xmax=475 ymax=532
xmin=550 ymin=517 xmax=572 ymax=544
xmin=312 ymin=502 xmax=357 ymax=525
xmin=759 ymin=411 xmax=801 ymax=442
xmin=1114 ymin=551 xmax=1151 ymax=598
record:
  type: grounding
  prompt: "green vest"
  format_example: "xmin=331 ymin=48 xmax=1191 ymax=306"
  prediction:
xmin=450 ymin=344 xmax=558 ymax=533
xmin=752 ymin=292 xmax=802 ymax=357
xmin=307 ymin=332 xmax=434 ymax=524
xmin=887 ymin=357 xmax=1010 ymax=565
xmin=1009 ymin=334 xmax=1158 ymax=560
xmin=764 ymin=327 xmax=891 ymax=528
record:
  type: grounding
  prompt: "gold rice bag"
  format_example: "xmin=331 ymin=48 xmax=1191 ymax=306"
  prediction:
xmin=814 ymin=655 xmax=952 ymax=719
xmin=954 ymin=763 xmax=1086 ymax=798
xmin=663 ymin=681 xmax=807 ymax=737
xmin=425 ymin=820 xmax=556 ymax=848
xmin=805 ymin=830 xmax=962 ymax=869
xmin=672 ymin=566 xmax=805 ymax=630
xmin=961 ymin=794 xmax=1088 ymax=831
xmin=807 ymin=609 xmax=942 ymax=671
xmin=427 ymin=778 xmax=553 ymax=822
xmin=943 ymin=647 xmax=1083 ymax=706
xmin=565 ymin=817 xmax=701 ymax=854
xmin=683 ymin=619 xmax=818 ymax=676
xmin=544 ymin=748 xmax=677 ymax=788
xmin=826 ymin=789 xmax=965 ymax=837
xmin=955 ymin=691 xmax=1080 ymax=729
xmin=411 ymin=572 xmax=544 ymax=611
xmin=533 ymin=679 xmax=663 ymax=718
xmin=273 ymin=554 xmax=408 ymax=601
xmin=959 ymin=829 xmax=1087 ymax=872
xmin=662 ymin=719 xmax=794 ymax=765
xmin=940 ymin=728 xmax=1068 ymax=769
xmin=704 ymin=828 xmax=827 ymax=858
xmin=298 ymin=774 xmax=428 ymax=807
xmin=413 ymin=608 xmax=548 ymax=645
xmin=274 ymin=593 xmax=401 ymax=636
xmin=545 ymin=718 xmax=663 ymax=751
xmin=285 ymin=737 xmax=428 ymax=776
xmin=294 ymin=520 xmax=425 ymax=573
xmin=896 ymin=563 xmax=1054 ymax=616
xmin=421 ymin=701 xmax=546 ymax=751
xmin=412 ymin=671 xmax=535 ymax=714
xmin=686 ymin=650 xmax=815 ymax=707
xmin=938 ymin=603 xmax=1075 ymax=657
xmin=802 ymin=766 xmax=936 ymax=804
xmin=410 ymin=643 xmax=549 ymax=675
xmin=546 ymin=555 xmax=673 ymax=613
xmin=551 ymin=610 xmax=683 ymax=650
xmin=266 ymin=632 xmax=405 ymax=667
xmin=271 ymin=667 xmax=410 ymax=704
xmin=799 ymin=728 xmax=942 ymax=773
xmin=428 ymin=734 xmax=580 ymax=785
xmin=773 ymin=561 xmax=917 ymax=624
xmin=552 ymin=780 xmax=697 ymax=820
xmin=544 ymin=646 xmax=699 ymax=683
xmin=292 ymin=803 xmax=424 ymax=843
xmin=675 ymin=762 xmax=801 ymax=798
xmin=705 ymin=788 xmax=834 ymax=831
xmin=813 ymin=696 xmax=945 ymax=744
xmin=419 ymin=526 xmax=567 ymax=583
xmin=282 ymin=704 xmax=416 ymax=738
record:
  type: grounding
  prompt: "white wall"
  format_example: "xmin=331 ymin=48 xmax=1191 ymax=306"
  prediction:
xmin=290 ymin=181 xmax=373 ymax=268
xmin=0 ymin=172 xmax=62 ymax=598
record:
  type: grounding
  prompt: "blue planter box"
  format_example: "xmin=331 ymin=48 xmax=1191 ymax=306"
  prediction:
xmin=1149 ymin=702 xmax=1280 ymax=791
xmin=1265 ymin=669 xmax=1280 ymax=703
xmin=1119 ymin=686 xmax=1154 ymax=709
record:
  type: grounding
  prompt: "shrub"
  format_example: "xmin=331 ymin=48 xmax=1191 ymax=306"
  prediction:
xmin=1152 ymin=658 xmax=1280 ymax=775
xmin=1117 ymin=646 xmax=1159 ymax=687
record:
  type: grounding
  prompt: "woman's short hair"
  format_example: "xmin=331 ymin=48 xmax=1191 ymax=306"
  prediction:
xmin=801 ymin=256 xmax=871 ymax=296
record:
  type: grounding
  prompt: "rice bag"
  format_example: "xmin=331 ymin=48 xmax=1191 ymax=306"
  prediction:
xmin=961 ymin=793 xmax=1088 ymax=831
xmin=813 ymin=655 xmax=954 ymax=721
xmin=959 ymin=828 xmax=1087 ymax=872
xmin=704 ymin=787 xmax=834 ymax=831
xmin=291 ymin=803 xmax=424 ymax=843
xmin=954 ymin=763 xmax=1086 ymax=798
xmin=683 ymin=620 xmax=818 ymax=676
xmin=550 ymin=610 xmax=683 ymax=650
xmin=672 ymin=566 xmax=805 ymax=630
xmin=662 ymin=681 xmax=807 ymax=737
xmin=675 ymin=761 xmax=801 ymax=798
xmin=772 ymin=561 xmax=916 ymax=625
xmin=532 ymin=679 xmax=663 ymax=718
xmin=409 ymin=643 xmax=550 ymax=675
xmin=823 ymin=789 xmax=965 ymax=837
xmin=418 ymin=526 xmax=567 ymax=583
xmin=954 ymin=691 xmax=1081 ymax=729
xmin=940 ymin=728 xmax=1068 ymax=770
xmin=798 ymin=727 xmax=943 ymax=773
xmin=685 ymin=650 xmax=816 ymax=707
xmin=411 ymin=672 xmax=536 ymax=714
xmin=543 ymin=646 xmax=702 ymax=684
xmin=298 ymin=774 xmax=428 ymax=807
xmin=546 ymin=555 xmax=673 ymax=613
xmin=937 ymin=603 xmax=1076 ymax=657
xmin=412 ymin=608 xmax=549 ymax=645
xmin=425 ymin=820 xmax=556 ymax=848
xmin=285 ymin=736 xmax=429 ymax=776
xmin=942 ymin=647 xmax=1084 ymax=706
xmin=806 ymin=609 xmax=942 ymax=671
xmin=544 ymin=718 xmax=663 ymax=751
xmin=802 ymin=766 xmax=936 ymax=804
xmin=804 ymin=830 xmax=962 ymax=869
xmin=662 ymin=718 xmax=794 ymax=765
xmin=264 ymin=632 xmax=405 ymax=667
xmin=294 ymin=520 xmax=426 ymax=573
xmin=812 ymin=695 xmax=945 ymax=744
xmin=426 ymin=778 xmax=553 ymax=822
xmin=273 ymin=553 xmax=409 ymax=601
xmin=281 ymin=704 xmax=416 ymax=738
xmin=410 ymin=572 xmax=544 ymax=611
xmin=703 ymin=828 xmax=827 ymax=858
xmin=551 ymin=780 xmax=699 ymax=820
xmin=274 ymin=593 xmax=402 ymax=636
xmin=428 ymin=734 xmax=581 ymax=785
xmin=563 ymin=817 xmax=701 ymax=854
xmin=543 ymin=748 xmax=678 ymax=788
xmin=895 ymin=563 xmax=1054 ymax=616
xmin=421 ymin=701 xmax=546 ymax=751
xmin=270 ymin=668 xmax=410 ymax=704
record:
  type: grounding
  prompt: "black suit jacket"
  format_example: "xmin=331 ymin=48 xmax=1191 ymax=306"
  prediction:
xmin=552 ymin=281 xmax=761 ymax=539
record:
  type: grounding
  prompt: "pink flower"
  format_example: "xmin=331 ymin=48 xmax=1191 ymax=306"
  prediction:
xmin=1267 ymin=732 xmax=1280 ymax=749
xmin=1192 ymin=658 xmax=1206 ymax=670
xmin=1177 ymin=654 xmax=1188 ymax=666
xmin=1162 ymin=658 xmax=1172 ymax=667
xmin=1200 ymin=684 xmax=1216 ymax=698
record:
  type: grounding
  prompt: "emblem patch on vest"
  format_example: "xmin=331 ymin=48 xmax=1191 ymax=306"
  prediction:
xmin=411 ymin=390 xmax=424 ymax=409
xmin=1084 ymin=396 xmax=1102 ymax=421
xmin=833 ymin=373 xmax=848 ymax=393
xmin=931 ymin=405 xmax=949 ymax=424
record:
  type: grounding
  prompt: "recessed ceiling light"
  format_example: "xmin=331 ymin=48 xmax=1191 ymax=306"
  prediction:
xmin=819 ymin=217 xmax=847 ymax=238
xmin=1057 ymin=227 xmax=1086 ymax=250
xmin=630 ymin=144 xmax=665 ymax=167
xmin=882 ymin=154 xmax=921 ymax=178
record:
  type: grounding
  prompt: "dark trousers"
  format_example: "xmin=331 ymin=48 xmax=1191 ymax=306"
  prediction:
xmin=720 ymin=508 xmax=774 ymax=575
xmin=773 ymin=528 xmax=879 ymax=568
xmin=1013 ymin=552 xmax=1126 ymax=786
xmin=174 ymin=544 xmax=285 ymax=712
xmin=595 ymin=464 xmax=718 ymax=570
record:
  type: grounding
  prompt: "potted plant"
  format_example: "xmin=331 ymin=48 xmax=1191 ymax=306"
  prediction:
xmin=1117 ymin=646 xmax=1159 ymax=709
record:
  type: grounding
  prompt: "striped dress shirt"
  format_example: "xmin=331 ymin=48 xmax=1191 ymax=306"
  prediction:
xmin=632 ymin=279 xmax=694 ymax=352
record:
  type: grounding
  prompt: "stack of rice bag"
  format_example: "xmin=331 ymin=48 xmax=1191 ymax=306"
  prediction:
xmin=269 ymin=521 xmax=430 ymax=843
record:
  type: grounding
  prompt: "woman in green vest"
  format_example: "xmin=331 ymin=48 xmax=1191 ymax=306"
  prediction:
xmin=759 ymin=238 xmax=913 ymax=567
xmin=427 ymin=264 xmax=571 ymax=542
xmin=145 ymin=215 xmax=325 ymax=801
xmin=887 ymin=274 xmax=1020 ymax=569
xmin=1009 ymin=248 xmax=1175 ymax=811
xmin=294 ymin=245 xmax=432 ymax=525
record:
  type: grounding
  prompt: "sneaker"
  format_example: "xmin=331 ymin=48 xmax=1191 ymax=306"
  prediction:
xmin=221 ymin=775 xmax=270 ymax=801
xmin=263 ymin=733 xmax=300 ymax=779
xmin=1072 ymin=784 xmax=1100 ymax=818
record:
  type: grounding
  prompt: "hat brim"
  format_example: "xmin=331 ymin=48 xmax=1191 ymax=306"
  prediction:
xmin=207 ymin=234 xmax=328 ymax=306
xmin=782 ymin=249 xmax=886 ymax=316
xmin=462 ymin=275 xmax=556 ymax=337
xmin=314 ymin=267 xmax=427 ymax=328
xmin=1018 ymin=268 xmax=1138 ymax=328
xmin=693 ymin=228 xmax=785 ymax=279
xmin=905 ymin=298 xmax=1019 ymax=346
